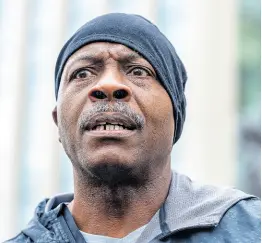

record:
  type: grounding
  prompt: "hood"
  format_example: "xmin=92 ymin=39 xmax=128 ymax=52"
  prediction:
xmin=20 ymin=172 xmax=254 ymax=242
xmin=21 ymin=194 xmax=74 ymax=242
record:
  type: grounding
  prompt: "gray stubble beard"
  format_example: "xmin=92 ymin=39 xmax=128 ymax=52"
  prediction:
xmin=74 ymin=159 xmax=151 ymax=218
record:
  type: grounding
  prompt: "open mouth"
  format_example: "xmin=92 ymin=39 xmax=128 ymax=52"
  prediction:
xmin=83 ymin=113 xmax=138 ymax=133
xmin=92 ymin=122 xmax=134 ymax=131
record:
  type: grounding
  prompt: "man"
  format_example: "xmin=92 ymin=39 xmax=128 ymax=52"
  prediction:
xmin=6 ymin=13 xmax=260 ymax=243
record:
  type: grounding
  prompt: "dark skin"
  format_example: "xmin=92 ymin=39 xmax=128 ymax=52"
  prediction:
xmin=52 ymin=42 xmax=174 ymax=238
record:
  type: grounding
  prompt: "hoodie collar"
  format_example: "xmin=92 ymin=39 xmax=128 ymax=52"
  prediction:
xmin=157 ymin=172 xmax=253 ymax=239
xmin=44 ymin=171 xmax=253 ymax=241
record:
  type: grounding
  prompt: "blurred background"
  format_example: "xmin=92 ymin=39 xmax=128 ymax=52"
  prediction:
xmin=0 ymin=0 xmax=260 ymax=241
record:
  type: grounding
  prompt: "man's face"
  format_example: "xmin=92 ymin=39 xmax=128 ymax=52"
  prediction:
xmin=53 ymin=42 xmax=174 ymax=182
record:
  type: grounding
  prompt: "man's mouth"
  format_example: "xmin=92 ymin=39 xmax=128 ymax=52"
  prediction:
xmin=91 ymin=122 xmax=134 ymax=131
xmin=83 ymin=113 xmax=139 ymax=136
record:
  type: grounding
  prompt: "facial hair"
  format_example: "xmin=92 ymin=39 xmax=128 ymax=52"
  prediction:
xmin=73 ymin=101 xmax=150 ymax=217
xmin=75 ymin=160 xmax=151 ymax=217
xmin=78 ymin=101 xmax=145 ymax=133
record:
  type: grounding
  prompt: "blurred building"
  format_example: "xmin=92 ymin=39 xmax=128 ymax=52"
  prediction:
xmin=0 ymin=0 xmax=260 ymax=241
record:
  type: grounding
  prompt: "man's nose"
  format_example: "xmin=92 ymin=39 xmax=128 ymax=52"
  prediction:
xmin=87 ymin=72 xmax=132 ymax=102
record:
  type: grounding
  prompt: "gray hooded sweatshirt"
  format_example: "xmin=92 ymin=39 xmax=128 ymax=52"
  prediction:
xmin=5 ymin=171 xmax=261 ymax=243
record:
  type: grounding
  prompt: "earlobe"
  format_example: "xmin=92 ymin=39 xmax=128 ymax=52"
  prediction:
xmin=52 ymin=106 xmax=58 ymax=126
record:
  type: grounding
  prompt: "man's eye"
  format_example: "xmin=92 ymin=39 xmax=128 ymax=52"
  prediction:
xmin=72 ymin=69 xmax=93 ymax=80
xmin=129 ymin=67 xmax=150 ymax=77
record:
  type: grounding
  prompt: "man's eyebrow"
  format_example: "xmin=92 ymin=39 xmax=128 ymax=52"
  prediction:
xmin=65 ymin=54 xmax=104 ymax=71
xmin=117 ymin=52 xmax=144 ymax=64
xmin=65 ymin=51 xmax=144 ymax=71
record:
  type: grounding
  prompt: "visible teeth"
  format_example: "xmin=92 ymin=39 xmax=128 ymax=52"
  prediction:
xmin=93 ymin=124 xmax=128 ymax=131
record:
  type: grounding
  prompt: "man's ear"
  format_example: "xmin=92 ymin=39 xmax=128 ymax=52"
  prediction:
xmin=52 ymin=106 xmax=58 ymax=126
xmin=52 ymin=106 xmax=61 ymax=142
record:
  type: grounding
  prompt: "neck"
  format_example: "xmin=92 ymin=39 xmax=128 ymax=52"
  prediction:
xmin=68 ymin=164 xmax=172 ymax=238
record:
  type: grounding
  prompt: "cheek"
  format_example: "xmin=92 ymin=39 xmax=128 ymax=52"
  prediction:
xmin=139 ymin=85 xmax=174 ymax=143
xmin=57 ymin=91 xmax=85 ymax=137
xmin=152 ymin=95 xmax=174 ymax=136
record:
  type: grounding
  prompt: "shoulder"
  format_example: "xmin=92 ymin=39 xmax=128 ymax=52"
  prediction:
xmin=4 ymin=233 xmax=32 ymax=243
xmin=220 ymin=197 xmax=260 ymax=229
xmin=215 ymin=197 xmax=261 ymax=242
xmin=166 ymin=172 xmax=260 ymax=242
xmin=170 ymin=172 xmax=256 ymax=220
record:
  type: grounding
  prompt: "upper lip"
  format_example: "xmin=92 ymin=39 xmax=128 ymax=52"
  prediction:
xmin=84 ymin=113 xmax=138 ymax=131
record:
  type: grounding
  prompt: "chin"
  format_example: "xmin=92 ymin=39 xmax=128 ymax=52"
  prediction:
xmin=87 ymin=162 xmax=149 ymax=188
xmin=76 ymin=148 xmax=149 ymax=188
xmin=85 ymin=144 xmax=136 ymax=165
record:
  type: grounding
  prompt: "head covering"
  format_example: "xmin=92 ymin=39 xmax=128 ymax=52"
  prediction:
xmin=54 ymin=13 xmax=187 ymax=144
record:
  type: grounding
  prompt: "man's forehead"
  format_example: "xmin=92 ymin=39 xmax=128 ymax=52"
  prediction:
xmin=65 ymin=42 xmax=144 ymax=67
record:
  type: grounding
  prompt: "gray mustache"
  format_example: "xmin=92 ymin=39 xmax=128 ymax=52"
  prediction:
xmin=78 ymin=101 xmax=145 ymax=131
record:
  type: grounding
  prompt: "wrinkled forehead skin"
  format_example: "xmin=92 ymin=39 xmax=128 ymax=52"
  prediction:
xmin=54 ymin=13 xmax=187 ymax=144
